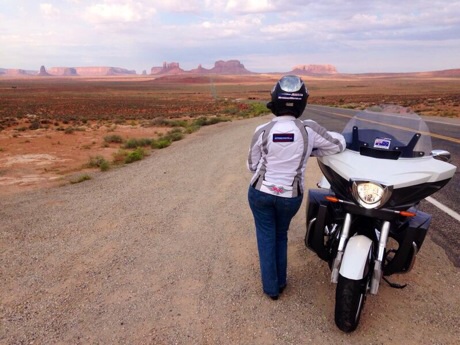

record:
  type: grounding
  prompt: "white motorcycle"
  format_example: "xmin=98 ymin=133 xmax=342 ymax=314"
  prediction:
xmin=305 ymin=106 xmax=457 ymax=332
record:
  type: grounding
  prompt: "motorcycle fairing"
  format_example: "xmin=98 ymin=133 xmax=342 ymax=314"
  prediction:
xmin=319 ymin=150 xmax=456 ymax=189
xmin=317 ymin=155 xmax=454 ymax=210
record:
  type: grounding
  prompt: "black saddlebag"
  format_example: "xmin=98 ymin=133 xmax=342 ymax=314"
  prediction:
xmin=383 ymin=209 xmax=432 ymax=276
xmin=305 ymin=189 xmax=335 ymax=261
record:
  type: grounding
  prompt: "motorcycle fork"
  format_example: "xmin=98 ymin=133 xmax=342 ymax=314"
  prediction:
xmin=330 ymin=213 xmax=352 ymax=283
xmin=370 ymin=220 xmax=390 ymax=294
xmin=330 ymin=214 xmax=391 ymax=293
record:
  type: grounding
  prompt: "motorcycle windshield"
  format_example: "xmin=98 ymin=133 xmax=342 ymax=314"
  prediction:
xmin=342 ymin=105 xmax=432 ymax=159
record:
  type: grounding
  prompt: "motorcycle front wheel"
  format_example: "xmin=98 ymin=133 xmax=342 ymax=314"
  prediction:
xmin=334 ymin=274 xmax=368 ymax=332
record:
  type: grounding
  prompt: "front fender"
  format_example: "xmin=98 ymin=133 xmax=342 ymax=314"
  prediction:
xmin=340 ymin=235 xmax=373 ymax=280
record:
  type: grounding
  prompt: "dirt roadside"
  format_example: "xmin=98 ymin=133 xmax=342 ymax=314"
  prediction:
xmin=1 ymin=116 xmax=459 ymax=344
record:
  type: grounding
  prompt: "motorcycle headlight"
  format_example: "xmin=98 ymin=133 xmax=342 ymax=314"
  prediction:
xmin=351 ymin=180 xmax=392 ymax=209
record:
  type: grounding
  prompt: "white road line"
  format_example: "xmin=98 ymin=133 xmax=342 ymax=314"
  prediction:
xmin=425 ymin=196 xmax=460 ymax=222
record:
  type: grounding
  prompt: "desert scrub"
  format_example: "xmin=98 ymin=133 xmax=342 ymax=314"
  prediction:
xmin=70 ymin=174 xmax=92 ymax=184
xmin=164 ymin=128 xmax=184 ymax=142
xmin=112 ymin=148 xmax=147 ymax=164
xmin=143 ymin=118 xmax=170 ymax=127
xmin=151 ymin=138 xmax=172 ymax=149
xmin=184 ymin=124 xmax=201 ymax=134
xmin=29 ymin=120 xmax=41 ymax=130
xmin=104 ymin=134 xmax=124 ymax=144
xmin=125 ymin=147 xmax=146 ymax=163
xmin=163 ymin=119 xmax=188 ymax=127
xmin=193 ymin=116 xmax=230 ymax=127
xmin=87 ymin=155 xmax=110 ymax=171
xmin=112 ymin=150 xmax=129 ymax=165
xmin=149 ymin=128 xmax=184 ymax=149
xmin=236 ymin=102 xmax=269 ymax=118
xmin=248 ymin=102 xmax=269 ymax=117
xmin=123 ymin=138 xmax=153 ymax=149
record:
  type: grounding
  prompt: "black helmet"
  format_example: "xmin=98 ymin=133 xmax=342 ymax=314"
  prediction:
xmin=267 ymin=75 xmax=309 ymax=118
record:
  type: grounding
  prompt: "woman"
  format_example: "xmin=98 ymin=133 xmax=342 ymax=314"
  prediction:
xmin=247 ymin=75 xmax=346 ymax=300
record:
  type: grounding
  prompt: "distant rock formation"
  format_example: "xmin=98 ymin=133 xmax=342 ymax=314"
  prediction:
xmin=152 ymin=60 xmax=253 ymax=75
xmin=37 ymin=65 xmax=51 ymax=76
xmin=422 ymin=69 xmax=460 ymax=77
xmin=46 ymin=66 xmax=136 ymax=76
xmin=189 ymin=64 xmax=211 ymax=74
xmin=209 ymin=60 xmax=252 ymax=74
xmin=0 ymin=68 xmax=30 ymax=76
xmin=151 ymin=62 xmax=184 ymax=75
xmin=48 ymin=67 xmax=78 ymax=76
xmin=291 ymin=64 xmax=338 ymax=75
xmin=76 ymin=67 xmax=136 ymax=76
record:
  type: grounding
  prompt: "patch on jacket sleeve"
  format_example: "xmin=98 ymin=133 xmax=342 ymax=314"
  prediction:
xmin=273 ymin=133 xmax=294 ymax=142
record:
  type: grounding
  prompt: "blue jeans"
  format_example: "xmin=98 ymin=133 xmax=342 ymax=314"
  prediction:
xmin=248 ymin=186 xmax=303 ymax=297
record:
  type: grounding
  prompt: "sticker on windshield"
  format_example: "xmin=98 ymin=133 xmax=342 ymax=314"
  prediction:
xmin=373 ymin=138 xmax=391 ymax=149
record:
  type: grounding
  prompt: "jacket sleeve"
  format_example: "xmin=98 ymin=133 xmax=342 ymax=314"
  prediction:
xmin=304 ymin=120 xmax=346 ymax=157
xmin=247 ymin=130 xmax=263 ymax=172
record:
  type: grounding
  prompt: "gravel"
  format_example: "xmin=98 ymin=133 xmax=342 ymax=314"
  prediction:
xmin=1 ymin=115 xmax=459 ymax=344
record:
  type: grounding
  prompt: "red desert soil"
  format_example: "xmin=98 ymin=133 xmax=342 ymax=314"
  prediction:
xmin=0 ymin=120 xmax=167 ymax=196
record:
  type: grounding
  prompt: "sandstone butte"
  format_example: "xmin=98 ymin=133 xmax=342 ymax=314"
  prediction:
xmin=0 ymin=60 xmax=340 ymax=77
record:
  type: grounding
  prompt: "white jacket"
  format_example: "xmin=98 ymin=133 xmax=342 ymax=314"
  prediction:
xmin=247 ymin=116 xmax=346 ymax=197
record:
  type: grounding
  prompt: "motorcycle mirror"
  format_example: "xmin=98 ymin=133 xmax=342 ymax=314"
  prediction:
xmin=431 ymin=149 xmax=451 ymax=163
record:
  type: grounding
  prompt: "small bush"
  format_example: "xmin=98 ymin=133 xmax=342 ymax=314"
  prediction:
xmin=151 ymin=138 xmax=172 ymax=149
xmin=193 ymin=116 xmax=229 ymax=127
xmin=125 ymin=147 xmax=145 ymax=163
xmin=70 ymin=174 xmax=91 ymax=184
xmin=29 ymin=121 xmax=41 ymax=130
xmin=167 ymin=119 xmax=188 ymax=127
xmin=123 ymin=138 xmax=153 ymax=149
xmin=184 ymin=124 xmax=201 ymax=134
xmin=236 ymin=102 xmax=269 ymax=118
xmin=87 ymin=155 xmax=110 ymax=171
xmin=112 ymin=148 xmax=147 ymax=165
xmin=104 ymin=134 xmax=124 ymax=144
xmin=164 ymin=128 xmax=184 ymax=142
xmin=145 ymin=118 xmax=170 ymax=127
xmin=112 ymin=150 xmax=129 ymax=165
xmin=249 ymin=102 xmax=269 ymax=117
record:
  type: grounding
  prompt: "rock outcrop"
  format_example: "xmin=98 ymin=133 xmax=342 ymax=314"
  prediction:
xmin=210 ymin=60 xmax=252 ymax=74
xmin=151 ymin=62 xmax=184 ymax=75
xmin=152 ymin=60 xmax=253 ymax=75
xmin=0 ymin=69 xmax=31 ymax=76
xmin=290 ymin=64 xmax=338 ymax=75
xmin=189 ymin=64 xmax=211 ymax=74
xmin=75 ymin=67 xmax=136 ymax=76
xmin=46 ymin=67 xmax=136 ymax=76
xmin=37 ymin=66 xmax=51 ymax=76
xmin=48 ymin=67 xmax=78 ymax=76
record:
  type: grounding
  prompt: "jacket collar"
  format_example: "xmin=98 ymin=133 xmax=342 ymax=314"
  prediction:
xmin=273 ymin=115 xmax=297 ymax=122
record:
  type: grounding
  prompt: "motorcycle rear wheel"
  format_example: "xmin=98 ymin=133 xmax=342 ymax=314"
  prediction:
xmin=334 ymin=274 xmax=368 ymax=332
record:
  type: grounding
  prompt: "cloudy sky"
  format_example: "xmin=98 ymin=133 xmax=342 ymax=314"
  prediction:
xmin=1 ymin=0 xmax=459 ymax=74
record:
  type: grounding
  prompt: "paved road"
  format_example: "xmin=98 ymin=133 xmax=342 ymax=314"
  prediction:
xmin=303 ymin=105 xmax=460 ymax=266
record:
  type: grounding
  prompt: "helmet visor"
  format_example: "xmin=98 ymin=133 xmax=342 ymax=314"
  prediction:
xmin=278 ymin=75 xmax=303 ymax=92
